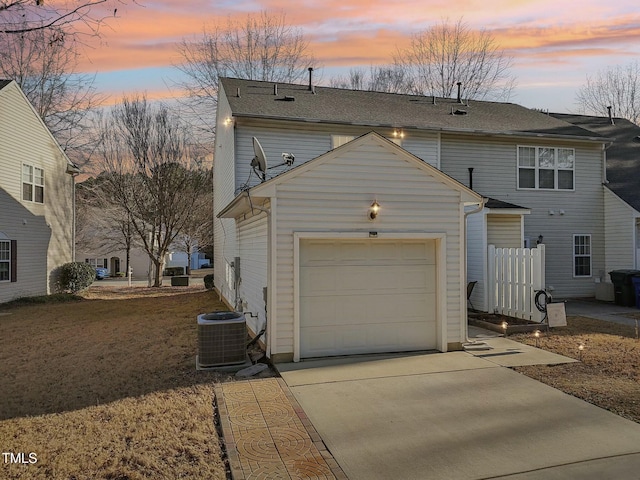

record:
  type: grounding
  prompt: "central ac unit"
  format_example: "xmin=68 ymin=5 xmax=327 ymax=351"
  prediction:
xmin=197 ymin=311 xmax=246 ymax=368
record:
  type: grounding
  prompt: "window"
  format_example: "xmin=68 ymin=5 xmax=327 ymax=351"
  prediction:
xmin=518 ymin=146 xmax=574 ymax=190
xmin=0 ymin=237 xmax=16 ymax=282
xmin=0 ymin=240 xmax=9 ymax=281
xmin=85 ymin=258 xmax=107 ymax=269
xmin=22 ymin=164 xmax=44 ymax=203
xmin=573 ymin=235 xmax=592 ymax=277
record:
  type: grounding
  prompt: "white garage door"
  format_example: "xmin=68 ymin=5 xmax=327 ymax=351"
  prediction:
xmin=300 ymin=238 xmax=437 ymax=358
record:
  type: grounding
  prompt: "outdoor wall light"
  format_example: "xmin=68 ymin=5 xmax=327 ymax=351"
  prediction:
xmin=224 ymin=117 xmax=233 ymax=126
xmin=392 ymin=129 xmax=405 ymax=139
xmin=368 ymin=200 xmax=380 ymax=221
xmin=537 ymin=235 xmax=544 ymax=245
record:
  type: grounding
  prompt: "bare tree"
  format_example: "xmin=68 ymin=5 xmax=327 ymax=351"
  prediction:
xmin=0 ymin=0 xmax=124 ymax=36
xmin=172 ymin=181 xmax=212 ymax=275
xmin=76 ymin=176 xmax=138 ymax=274
xmin=0 ymin=23 xmax=102 ymax=158
xmin=575 ymin=61 xmax=640 ymax=124
xmin=330 ymin=65 xmax=413 ymax=93
xmin=394 ymin=18 xmax=515 ymax=101
xmin=94 ymin=96 xmax=211 ymax=287
xmin=175 ymin=11 xmax=316 ymax=134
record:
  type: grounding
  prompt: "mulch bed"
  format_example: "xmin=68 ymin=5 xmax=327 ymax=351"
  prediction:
xmin=468 ymin=311 xmax=545 ymax=334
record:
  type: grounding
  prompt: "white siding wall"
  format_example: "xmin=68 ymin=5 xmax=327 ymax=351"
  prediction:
xmin=233 ymin=121 xmax=440 ymax=192
xmin=487 ymin=215 xmax=522 ymax=248
xmin=237 ymin=209 xmax=269 ymax=335
xmin=466 ymin=211 xmax=486 ymax=311
xmin=270 ymin=141 xmax=467 ymax=357
xmin=604 ymin=188 xmax=639 ymax=276
xmin=441 ymin=135 xmax=605 ymax=298
xmin=0 ymin=82 xmax=73 ymax=302
xmin=214 ymin=84 xmax=238 ymax=304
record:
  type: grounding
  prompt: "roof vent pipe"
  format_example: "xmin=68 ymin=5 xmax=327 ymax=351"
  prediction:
xmin=274 ymin=84 xmax=278 ymax=96
xmin=308 ymin=67 xmax=314 ymax=91
xmin=607 ymin=105 xmax=614 ymax=125
xmin=236 ymin=87 xmax=240 ymax=98
xmin=457 ymin=82 xmax=462 ymax=103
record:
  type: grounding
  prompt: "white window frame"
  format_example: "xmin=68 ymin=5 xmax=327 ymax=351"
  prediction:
xmin=85 ymin=258 xmax=107 ymax=269
xmin=22 ymin=163 xmax=44 ymax=203
xmin=0 ymin=239 xmax=10 ymax=282
xmin=517 ymin=146 xmax=575 ymax=191
xmin=573 ymin=234 xmax=592 ymax=278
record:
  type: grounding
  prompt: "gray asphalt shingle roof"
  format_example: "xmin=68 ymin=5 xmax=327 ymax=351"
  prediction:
xmin=552 ymin=113 xmax=640 ymax=212
xmin=221 ymin=77 xmax=606 ymax=141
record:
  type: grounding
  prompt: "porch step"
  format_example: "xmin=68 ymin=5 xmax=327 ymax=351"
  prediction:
xmin=463 ymin=342 xmax=492 ymax=352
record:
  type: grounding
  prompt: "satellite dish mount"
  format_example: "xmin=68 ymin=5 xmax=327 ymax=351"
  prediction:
xmin=251 ymin=137 xmax=296 ymax=183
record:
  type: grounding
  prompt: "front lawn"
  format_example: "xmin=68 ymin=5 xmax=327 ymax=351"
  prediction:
xmin=511 ymin=316 xmax=640 ymax=424
xmin=0 ymin=286 xmax=230 ymax=480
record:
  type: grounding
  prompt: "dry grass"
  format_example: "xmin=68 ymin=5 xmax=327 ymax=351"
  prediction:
xmin=0 ymin=285 xmax=232 ymax=480
xmin=511 ymin=316 xmax=640 ymax=424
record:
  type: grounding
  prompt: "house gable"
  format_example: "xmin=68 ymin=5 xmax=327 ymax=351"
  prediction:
xmin=0 ymin=80 xmax=75 ymax=302
xmin=219 ymin=132 xmax=481 ymax=218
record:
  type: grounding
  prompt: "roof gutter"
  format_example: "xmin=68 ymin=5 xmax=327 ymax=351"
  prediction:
xmin=231 ymin=114 xmax=609 ymax=144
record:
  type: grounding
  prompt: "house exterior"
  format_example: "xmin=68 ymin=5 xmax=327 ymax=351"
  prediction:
xmin=552 ymin=113 xmax=640 ymax=274
xmin=0 ymin=80 xmax=78 ymax=303
xmin=76 ymin=248 xmax=209 ymax=278
xmin=214 ymin=77 xmax=609 ymax=361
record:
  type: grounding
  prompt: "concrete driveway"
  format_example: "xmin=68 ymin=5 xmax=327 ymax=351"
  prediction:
xmin=278 ymin=351 xmax=640 ymax=480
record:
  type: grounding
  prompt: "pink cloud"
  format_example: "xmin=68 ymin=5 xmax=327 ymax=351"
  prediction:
xmin=72 ymin=1 xmax=640 ymax=78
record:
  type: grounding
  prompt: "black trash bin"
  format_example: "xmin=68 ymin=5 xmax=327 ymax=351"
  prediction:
xmin=609 ymin=270 xmax=640 ymax=307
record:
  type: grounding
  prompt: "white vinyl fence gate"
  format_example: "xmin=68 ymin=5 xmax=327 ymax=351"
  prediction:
xmin=487 ymin=244 xmax=546 ymax=322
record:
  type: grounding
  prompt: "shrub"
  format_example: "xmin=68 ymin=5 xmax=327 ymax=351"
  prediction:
xmin=204 ymin=274 xmax=214 ymax=290
xmin=57 ymin=262 xmax=95 ymax=293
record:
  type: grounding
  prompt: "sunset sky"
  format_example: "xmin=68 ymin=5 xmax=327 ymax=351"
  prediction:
xmin=81 ymin=0 xmax=640 ymax=113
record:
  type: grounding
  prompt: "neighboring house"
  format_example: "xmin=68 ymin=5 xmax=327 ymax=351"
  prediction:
xmin=552 ymin=113 xmax=640 ymax=273
xmin=0 ymin=80 xmax=79 ymax=303
xmin=77 ymin=248 xmax=209 ymax=278
xmin=214 ymin=77 xmax=609 ymax=361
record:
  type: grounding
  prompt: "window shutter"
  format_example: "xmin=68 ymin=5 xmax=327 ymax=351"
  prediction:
xmin=10 ymin=240 xmax=16 ymax=282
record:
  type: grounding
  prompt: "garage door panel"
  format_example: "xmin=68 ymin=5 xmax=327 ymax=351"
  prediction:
xmin=299 ymin=238 xmax=438 ymax=358
xmin=301 ymin=321 xmax=436 ymax=358
xmin=301 ymin=265 xmax=435 ymax=296
xmin=302 ymin=292 xmax=435 ymax=328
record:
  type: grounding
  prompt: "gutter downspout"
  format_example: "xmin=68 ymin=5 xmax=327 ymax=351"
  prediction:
xmin=463 ymin=197 xmax=486 ymax=345
xmin=246 ymin=192 xmax=271 ymax=357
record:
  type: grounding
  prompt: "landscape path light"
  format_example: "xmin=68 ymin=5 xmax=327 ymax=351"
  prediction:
xmin=534 ymin=330 xmax=541 ymax=348
xmin=501 ymin=321 xmax=508 ymax=336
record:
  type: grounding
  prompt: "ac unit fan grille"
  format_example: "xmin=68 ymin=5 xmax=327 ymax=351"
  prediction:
xmin=197 ymin=314 xmax=247 ymax=367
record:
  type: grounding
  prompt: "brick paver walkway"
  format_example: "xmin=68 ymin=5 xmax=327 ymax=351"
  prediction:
xmin=215 ymin=378 xmax=347 ymax=480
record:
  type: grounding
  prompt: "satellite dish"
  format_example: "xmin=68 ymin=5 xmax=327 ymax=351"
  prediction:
xmin=251 ymin=137 xmax=268 ymax=181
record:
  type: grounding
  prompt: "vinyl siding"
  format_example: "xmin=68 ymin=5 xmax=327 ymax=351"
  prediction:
xmin=237 ymin=209 xmax=268 ymax=335
xmin=441 ymin=134 xmax=605 ymax=298
xmin=604 ymin=187 xmax=639 ymax=275
xmin=233 ymin=120 xmax=440 ymax=193
xmin=269 ymin=140 xmax=467 ymax=356
xmin=487 ymin=215 xmax=522 ymax=248
xmin=466 ymin=211 xmax=487 ymax=311
xmin=214 ymin=83 xmax=239 ymax=304
xmin=0 ymin=82 xmax=73 ymax=302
